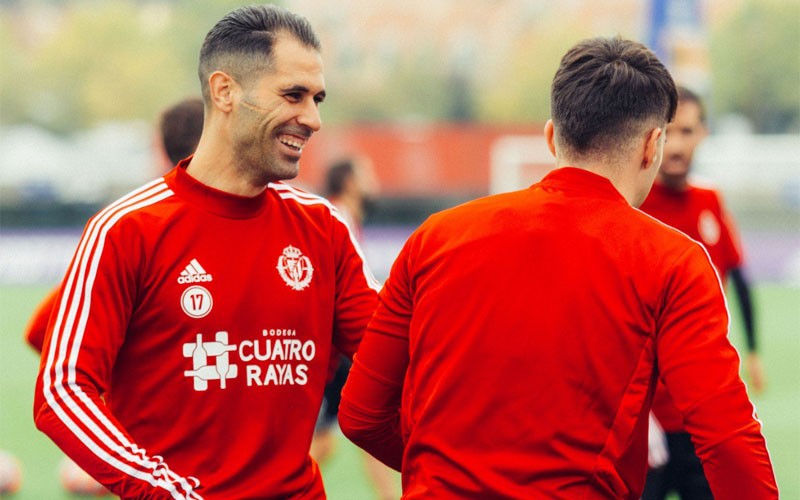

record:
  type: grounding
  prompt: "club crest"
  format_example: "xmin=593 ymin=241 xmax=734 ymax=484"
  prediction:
xmin=698 ymin=210 xmax=721 ymax=246
xmin=277 ymin=245 xmax=314 ymax=291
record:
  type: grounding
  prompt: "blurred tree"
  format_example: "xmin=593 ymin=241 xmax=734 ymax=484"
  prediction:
xmin=0 ymin=0 xmax=264 ymax=134
xmin=710 ymin=0 xmax=800 ymax=133
xmin=1 ymin=0 xmax=798 ymax=132
xmin=0 ymin=14 xmax=30 ymax=124
xmin=322 ymin=45 xmax=456 ymax=123
xmin=473 ymin=12 xmax=594 ymax=125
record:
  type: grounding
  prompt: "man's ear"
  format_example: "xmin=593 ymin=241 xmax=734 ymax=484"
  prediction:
xmin=208 ymin=71 xmax=238 ymax=113
xmin=544 ymin=119 xmax=557 ymax=158
xmin=642 ymin=127 xmax=663 ymax=170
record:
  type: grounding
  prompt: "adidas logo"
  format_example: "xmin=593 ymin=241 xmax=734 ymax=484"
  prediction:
xmin=177 ymin=259 xmax=213 ymax=284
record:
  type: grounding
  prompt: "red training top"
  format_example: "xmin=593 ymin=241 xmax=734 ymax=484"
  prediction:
xmin=640 ymin=180 xmax=744 ymax=433
xmin=339 ymin=167 xmax=777 ymax=499
xmin=640 ymin=180 xmax=742 ymax=278
xmin=34 ymin=161 xmax=379 ymax=500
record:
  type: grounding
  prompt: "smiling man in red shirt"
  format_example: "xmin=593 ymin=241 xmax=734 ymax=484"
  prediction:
xmin=34 ymin=6 xmax=378 ymax=499
xmin=339 ymin=37 xmax=777 ymax=499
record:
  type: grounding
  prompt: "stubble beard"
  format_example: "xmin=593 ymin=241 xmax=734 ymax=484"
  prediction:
xmin=233 ymin=129 xmax=300 ymax=187
xmin=658 ymin=157 xmax=691 ymax=190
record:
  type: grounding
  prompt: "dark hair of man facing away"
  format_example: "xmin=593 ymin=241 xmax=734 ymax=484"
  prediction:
xmin=551 ymin=36 xmax=678 ymax=161
xmin=158 ymin=97 xmax=205 ymax=166
xmin=197 ymin=4 xmax=321 ymax=103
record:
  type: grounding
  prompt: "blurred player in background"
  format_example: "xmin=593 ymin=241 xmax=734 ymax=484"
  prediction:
xmin=23 ymin=96 xmax=204 ymax=496
xmin=321 ymin=156 xmax=379 ymax=241
xmin=338 ymin=36 xmax=777 ymax=498
xmin=154 ymin=96 xmax=205 ymax=171
xmin=310 ymin=156 xmax=399 ymax=500
xmin=640 ymin=86 xmax=766 ymax=500
xmin=33 ymin=4 xmax=378 ymax=499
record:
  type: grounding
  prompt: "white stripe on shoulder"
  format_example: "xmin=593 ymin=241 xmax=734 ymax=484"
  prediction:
xmin=634 ymin=204 xmax=731 ymax=327
xmin=268 ymin=182 xmax=332 ymax=203
xmin=269 ymin=183 xmax=381 ymax=291
xmin=43 ymin=179 xmax=200 ymax=499
xmin=633 ymin=206 xmax=696 ymax=241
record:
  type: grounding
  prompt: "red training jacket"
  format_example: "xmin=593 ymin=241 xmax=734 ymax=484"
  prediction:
xmin=339 ymin=167 xmax=777 ymax=499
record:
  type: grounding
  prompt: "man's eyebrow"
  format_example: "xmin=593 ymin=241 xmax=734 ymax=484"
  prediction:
xmin=283 ymin=84 xmax=325 ymax=97
xmin=282 ymin=84 xmax=310 ymax=93
xmin=281 ymin=85 xmax=326 ymax=101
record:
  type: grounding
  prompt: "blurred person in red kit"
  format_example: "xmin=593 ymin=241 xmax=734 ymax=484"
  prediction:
xmin=33 ymin=5 xmax=378 ymax=499
xmin=311 ymin=156 xmax=399 ymax=500
xmin=640 ymin=85 xmax=767 ymax=500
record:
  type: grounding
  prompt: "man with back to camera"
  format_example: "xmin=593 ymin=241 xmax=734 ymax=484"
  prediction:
xmin=640 ymin=86 xmax=766 ymax=499
xmin=338 ymin=36 xmax=777 ymax=499
xmin=33 ymin=5 xmax=379 ymax=499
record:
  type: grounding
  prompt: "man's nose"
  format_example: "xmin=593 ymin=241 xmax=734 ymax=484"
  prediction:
xmin=298 ymin=99 xmax=322 ymax=132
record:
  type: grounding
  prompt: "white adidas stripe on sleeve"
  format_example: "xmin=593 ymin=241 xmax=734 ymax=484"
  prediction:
xmin=43 ymin=179 xmax=202 ymax=500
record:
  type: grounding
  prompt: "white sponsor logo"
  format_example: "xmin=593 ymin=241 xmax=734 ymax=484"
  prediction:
xmin=177 ymin=258 xmax=213 ymax=284
xmin=180 ymin=285 xmax=213 ymax=318
xmin=181 ymin=328 xmax=317 ymax=390
xmin=276 ymin=245 xmax=314 ymax=291
xmin=182 ymin=332 xmax=238 ymax=391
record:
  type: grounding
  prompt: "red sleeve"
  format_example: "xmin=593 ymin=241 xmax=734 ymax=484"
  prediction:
xmin=24 ymin=286 xmax=60 ymax=353
xmin=656 ymin=243 xmax=777 ymax=498
xmin=33 ymin=215 xmax=201 ymax=500
xmin=713 ymin=190 xmax=744 ymax=275
xmin=330 ymin=215 xmax=380 ymax=360
xmin=339 ymin=237 xmax=412 ymax=471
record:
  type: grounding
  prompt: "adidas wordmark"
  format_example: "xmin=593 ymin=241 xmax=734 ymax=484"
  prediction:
xmin=177 ymin=259 xmax=213 ymax=284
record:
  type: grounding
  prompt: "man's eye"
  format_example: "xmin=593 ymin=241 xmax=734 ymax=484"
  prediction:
xmin=285 ymin=93 xmax=302 ymax=102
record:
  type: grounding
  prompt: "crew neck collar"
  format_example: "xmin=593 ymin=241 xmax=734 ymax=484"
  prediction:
xmin=540 ymin=167 xmax=627 ymax=203
xmin=166 ymin=158 xmax=268 ymax=219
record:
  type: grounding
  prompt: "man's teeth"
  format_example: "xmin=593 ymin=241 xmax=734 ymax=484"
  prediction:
xmin=279 ymin=138 xmax=303 ymax=151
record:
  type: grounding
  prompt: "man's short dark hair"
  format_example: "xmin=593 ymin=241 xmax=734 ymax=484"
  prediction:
xmin=198 ymin=4 xmax=321 ymax=102
xmin=551 ymin=36 xmax=678 ymax=157
xmin=325 ymin=159 xmax=356 ymax=197
xmin=159 ymin=97 xmax=204 ymax=165
xmin=676 ymin=85 xmax=706 ymax=123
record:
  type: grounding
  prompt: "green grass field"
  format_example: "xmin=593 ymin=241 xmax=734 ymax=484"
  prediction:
xmin=1 ymin=284 xmax=797 ymax=499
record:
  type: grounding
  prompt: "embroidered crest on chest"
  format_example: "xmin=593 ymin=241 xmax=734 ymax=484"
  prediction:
xmin=697 ymin=210 xmax=721 ymax=246
xmin=276 ymin=245 xmax=314 ymax=291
